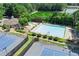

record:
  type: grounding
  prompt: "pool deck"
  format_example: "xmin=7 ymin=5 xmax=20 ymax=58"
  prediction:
xmin=64 ymin=27 xmax=73 ymax=40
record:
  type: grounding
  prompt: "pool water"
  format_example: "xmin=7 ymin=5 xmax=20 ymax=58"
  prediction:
xmin=0 ymin=34 xmax=16 ymax=51
xmin=0 ymin=33 xmax=23 ymax=51
xmin=41 ymin=48 xmax=77 ymax=56
xmin=31 ymin=24 xmax=66 ymax=38
xmin=0 ymin=32 xmax=25 ymax=56
xmin=24 ymin=42 xmax=78 ymax=56
xmin=41 ymin=48 xmax=69 ymax=56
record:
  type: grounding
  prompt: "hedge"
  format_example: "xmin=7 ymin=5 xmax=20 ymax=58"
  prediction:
xmin=43 ymin=35 xmax=47 ymax=38
xmin=48 ymin=36 xmax=53 ymax=40
xmin=40 ymin=38 xmax=66 ymax=47
xmin=37 ymin=33 xmax=41 ymax=37
xmin=32 ymin=32 xmax=37 ymax=36
xmin=16 ymin=29 xmax=25 ymax=33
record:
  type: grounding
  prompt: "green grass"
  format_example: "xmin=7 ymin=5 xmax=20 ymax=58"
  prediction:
xmin=13 ymin=36 xmax=34 ymax=56
xmin=31 ymin=11 xmax=53 ymax=19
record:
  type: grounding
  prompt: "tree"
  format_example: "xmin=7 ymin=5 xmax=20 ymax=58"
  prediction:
xmin=23 ymin=3 xmax=34 ymax=12
xmin=0 ymin=4 xmax=5 ymax=19
xmin=73 ymin=10 xmax=79 ymax=31
xmin=49 ymin=13 xmax=73 ymax=26
xmin=19 ymin=12 xmax=29 ymax=26
xmin=37 ymin=3 xmax=67 ymax=11
xmin=76 ymin=22 xmax=79 ymax=31
xmin=3 ymin=4 xmax=14 ymax=18
xmin=51 ymin=4 xmax=67 ymax=11
xmin=19 ymin=17 xmax=28 ymax=26
xmin=13 ymin=4 xmax=28 ymax=18
xmin=73 ymin=10 xmax=79 ymax=26
xmin=3 ymin=4 xmax=29 ymax=18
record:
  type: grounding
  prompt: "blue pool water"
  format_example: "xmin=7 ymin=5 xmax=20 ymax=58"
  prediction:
xmin=41 ymin=48 xmax=69 ymax=56
xmin=0 ymin=33 xmax=17 ymax=51
xmin=41 ymin=48 xmax=77 ymax=56
xmin=32 ymin=24 xmax=66 ymax=38
xmin=0 ymin=32 xmax=25 ymax=55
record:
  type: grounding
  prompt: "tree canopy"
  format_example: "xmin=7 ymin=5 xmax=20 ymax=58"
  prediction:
xmin=0 ymin=3 xmax=74 ymax=27
xmin=0 ymin=4 xmax=5 ymax=19
xmin=0 ymin=3 xmax=68 ymax=19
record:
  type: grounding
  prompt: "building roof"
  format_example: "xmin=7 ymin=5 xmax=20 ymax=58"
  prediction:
xmin=60 ymin=6 xmax=79 ymax=14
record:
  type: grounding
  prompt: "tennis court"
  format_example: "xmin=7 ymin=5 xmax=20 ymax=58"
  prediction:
xmin=0 ymin=32 xmax=26 ymax=56
xmin=31 ymin=23 xmax=66 ymax=38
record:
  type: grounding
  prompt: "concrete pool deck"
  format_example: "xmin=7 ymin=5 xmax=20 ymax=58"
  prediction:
xmin=64 ymin=27 xmax=73 ymax=40
xmin=24 ymin=42 xmax=78 ymax=56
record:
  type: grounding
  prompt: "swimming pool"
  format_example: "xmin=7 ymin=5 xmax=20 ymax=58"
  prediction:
xmin=0 ymin=32 xmax=26 ymax=56
xmin=24 ymin=42 xmax=78 ymax=56
xmin=0 ymin=34 xmax=15 ymax=51
xmin=41 ymin=48 xmax=69 ymax=56
xmin=31 ymin=23 xmax=66 ymax=38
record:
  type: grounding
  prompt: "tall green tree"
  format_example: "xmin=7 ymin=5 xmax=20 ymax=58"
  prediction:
xmin=13 ymin=4 xmax=28 ymax=18
xmin=19 ymin=12 xmax=30 ymax=26
xmin=51 ymin=4 xmax=67 ymax=11
xmin=0 ymin=4 xmax=5 ymax=19
xmin=3 ymin=4 xmax=14 ymax=18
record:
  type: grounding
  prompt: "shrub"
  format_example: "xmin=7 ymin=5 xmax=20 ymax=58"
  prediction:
xmin=19 ymin=16 xmax=28 ymax=26
xmin=33 ymin=36 xmax=39 ymax=41
xmin=20 ymin=27 xmax=24 ymax=30
xmin=48 ymin=36 xmax=53 ymax=40
xmin=31 ymin=17 xmax=43 ymax=22
xmin=37 ymin=33 xmax=41 ymax=37
xmin=53 ymin=37 xmax=58 ymax=41
xmin=32 ymin=32 xmax=36 ymax=36
xmin=16 ymin=29 xmax=25 ymax=33
xmin=28 ymin=32 xmax=32 ymax=36
xmin=58 ymin=38 xmax=65 ymax=43
xmin=43 ymin=35 xmax=47 ymax=38
xmin=2 ymin=24 xmax=9 ymax=29
xmin=53 ymin=37 xmax=65 ymax=43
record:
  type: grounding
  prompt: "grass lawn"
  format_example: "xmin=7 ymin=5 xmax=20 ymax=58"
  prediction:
xmin=31 ymin=11 xmax=53 ymax=19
